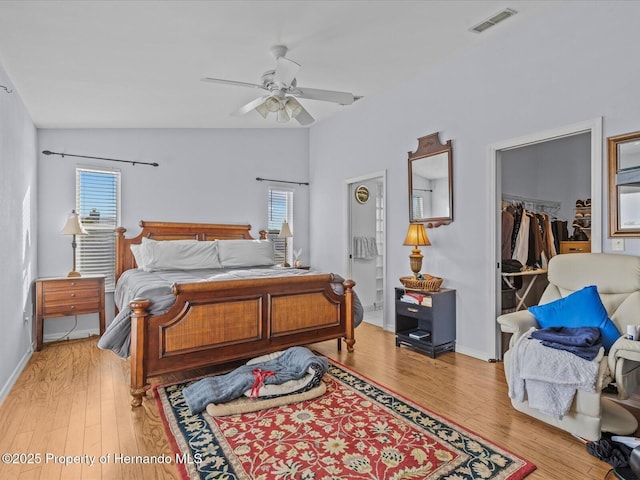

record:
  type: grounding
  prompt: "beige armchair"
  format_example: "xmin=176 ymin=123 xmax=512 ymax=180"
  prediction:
xmin=498 ymin=253 xmax=640 ymax=441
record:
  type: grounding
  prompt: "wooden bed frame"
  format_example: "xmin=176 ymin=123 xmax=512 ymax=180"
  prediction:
xmin=115 ymin=221 xmax=355 ymax=407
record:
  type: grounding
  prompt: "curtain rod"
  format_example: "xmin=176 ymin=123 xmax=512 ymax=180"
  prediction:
xmin=256 ymin=177 xmax=309 ymax=186
xmin=42 ymin=150 xmax=159 ymax=167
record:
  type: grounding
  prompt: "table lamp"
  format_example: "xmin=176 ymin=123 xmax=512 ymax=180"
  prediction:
xmin=278 ymin=221 xmax=293 ymax=267
xmin=403 ymin=222 xmax=431 ymax=278
xmin=61 ymin=210 xmax=88 ymax=277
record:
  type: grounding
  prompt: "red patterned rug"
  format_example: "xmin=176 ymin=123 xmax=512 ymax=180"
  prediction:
xmin=154 ymin=358 xmax=535 ymax=480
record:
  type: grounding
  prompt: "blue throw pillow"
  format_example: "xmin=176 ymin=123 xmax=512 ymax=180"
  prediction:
xmin=528 ymin=285 xmax=621 ymax=352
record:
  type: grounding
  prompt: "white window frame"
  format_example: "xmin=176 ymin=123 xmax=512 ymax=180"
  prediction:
xmin=75 ymin=167 xmax=121 ymax=291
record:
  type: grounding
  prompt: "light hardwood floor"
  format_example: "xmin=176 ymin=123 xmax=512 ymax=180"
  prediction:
xmin=0 ymin=322 xmax=628 ymax=479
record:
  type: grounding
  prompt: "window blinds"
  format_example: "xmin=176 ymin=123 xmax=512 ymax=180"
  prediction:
xmin=412 ymin=195 xmax=424 ymax=220
xmin=76 ymin=168 xmax=121 ymax=291
xmin=268 ymin=188 xmax=293 ymax=265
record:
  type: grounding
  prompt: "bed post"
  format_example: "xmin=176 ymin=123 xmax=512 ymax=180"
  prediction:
xmin=259 ymin=230 xmax=267 ymax=240
xmin=343 ymin=279 xmax=356 ymax=352
xmin=115 ymin=227 xmax=127 ymax=282
xmin=130 ymin=299 xmax=151 ymax=407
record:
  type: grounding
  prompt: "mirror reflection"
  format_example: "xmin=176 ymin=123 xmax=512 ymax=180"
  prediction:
xmin=408 ymin=132 xmax=453 ymax=227
xmin=608 ymin=131 xmax=640 ymax=236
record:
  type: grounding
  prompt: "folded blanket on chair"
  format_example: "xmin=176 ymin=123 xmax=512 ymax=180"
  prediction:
xmin=509 ymin=327 xmax=603 ymax=419
xmin=536 ymin=341 xmax=602 ymax=360
xmin=530 ymin=327 xmax=602 ymax=360
xmin=182 ymin=346 xmax=328 ymax=414
xmin=530 ymin=326 xmax=601 ymax=346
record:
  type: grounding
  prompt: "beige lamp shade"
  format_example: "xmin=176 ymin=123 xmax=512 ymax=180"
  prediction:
xmin=403 ymin=222 xmax=430 ymax=247
xmin=61 ymin=211 xmax=88 ymax=236
xmin=61 ymin=210 xmax=87 ymax=277
xmin=278 ymin=221 xmax=293 ymax=238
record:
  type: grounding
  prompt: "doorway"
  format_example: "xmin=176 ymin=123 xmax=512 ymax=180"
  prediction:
xmin=346 ymin=171 xmax=386 ymax=328
xmin=488 ymin=118 xmax=603 ymax=359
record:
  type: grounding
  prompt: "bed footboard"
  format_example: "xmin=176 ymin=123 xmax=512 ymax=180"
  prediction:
xmin=129 ymin=275 xmax=355 ymax=407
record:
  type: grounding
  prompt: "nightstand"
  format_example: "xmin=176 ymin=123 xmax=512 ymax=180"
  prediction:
xmin=395 ymin=287 xmax=456 ymax=358
xmin=35 ymin=276 xmax=105 ymax=351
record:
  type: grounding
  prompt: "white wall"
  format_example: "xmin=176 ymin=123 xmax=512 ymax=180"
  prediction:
xmin=38 ymin=128 xmax=309 ymax=336
xmin=0 ymin=63 xmax=38 ymax=401
xmin=308 ymin=2 xmax=640 ymax=360
xmin=502 ymin=133 xmax=591 ymax=224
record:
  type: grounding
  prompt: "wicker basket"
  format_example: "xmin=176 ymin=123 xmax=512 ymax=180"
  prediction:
xmin=399 ymin=274 xmax=443 ymax=292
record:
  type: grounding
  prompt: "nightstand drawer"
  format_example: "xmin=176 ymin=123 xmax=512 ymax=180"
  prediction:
xmin=42 ymin=278 xmax=101 ymax=293
xmin=395 ymin=301 xmax=432 ymax=320
xmin=44 ymin=287 xmax=99 ymax=303
xmin=43 ymin=299 xmax=101 ymax=316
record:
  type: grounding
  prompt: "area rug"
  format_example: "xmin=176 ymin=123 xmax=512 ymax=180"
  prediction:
xmin=154 ymin=359 xmax=536 ymax=480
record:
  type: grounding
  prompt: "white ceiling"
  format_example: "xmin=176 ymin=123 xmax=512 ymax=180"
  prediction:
xmin=0 ymin=1 xmax=560 ymax=128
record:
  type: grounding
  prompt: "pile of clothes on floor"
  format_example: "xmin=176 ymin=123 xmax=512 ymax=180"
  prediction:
xmin=183 ymin=346 xmax=328 ymax=414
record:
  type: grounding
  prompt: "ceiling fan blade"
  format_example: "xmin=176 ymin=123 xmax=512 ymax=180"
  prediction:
xmin=294 ymin=104 xmax=315 ymax=126
xmin=201 ymin=77 xmax=265 ymax=90
xmin=273 ymin=57 xmax=300 ymax=87
xmin=291 ymin=86 xmax=361 ymax=105
xmin=231 ymin=96 xmax=268 ymax=117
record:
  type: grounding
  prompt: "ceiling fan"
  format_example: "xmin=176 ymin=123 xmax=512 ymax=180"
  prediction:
xmin=201 ymin=45 xmax=362 ymax=126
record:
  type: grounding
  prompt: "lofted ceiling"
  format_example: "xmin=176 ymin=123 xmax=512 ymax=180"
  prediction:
xmin=0 ymin=1 xmax=560 ymax=128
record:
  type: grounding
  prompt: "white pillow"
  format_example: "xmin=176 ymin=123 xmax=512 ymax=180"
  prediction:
xmin=140 ymin=237 xmax=222 ymax=271
xmin=130 ymin=243 xmax=148 ymax=269
xmin=217 ymin=239 xmax=275 ymax=267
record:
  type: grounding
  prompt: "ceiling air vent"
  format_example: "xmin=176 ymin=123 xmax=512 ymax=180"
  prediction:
xmin=470 ymin=8 xmax=517 ymax=33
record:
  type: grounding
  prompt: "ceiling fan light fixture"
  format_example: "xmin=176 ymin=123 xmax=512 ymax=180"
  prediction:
xmin=202 ymin=44 xmax=359 ymax=126
xmin=264 ymin=95 xmax=282 ymax=113
xmin=255 ymin=101 xmax=270 ymax=119
xmin=276 ymin=108 xmax=290 ymax=123
xmin=284 ymin=98 xmax=303 ymax=118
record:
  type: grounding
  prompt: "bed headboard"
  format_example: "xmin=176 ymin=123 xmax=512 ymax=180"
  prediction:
xmin=115 ymin=221 xmax=267 ymax=282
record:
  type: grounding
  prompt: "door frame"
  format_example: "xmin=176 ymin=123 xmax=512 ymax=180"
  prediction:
xmin=487 ymin=117 xmax=603 ymax=359
xmin=345 ymin=170 xmax=387 ymax=326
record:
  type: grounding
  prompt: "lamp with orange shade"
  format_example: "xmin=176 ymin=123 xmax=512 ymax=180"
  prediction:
xmin=403 ymin=222 xmax=431 ymax=279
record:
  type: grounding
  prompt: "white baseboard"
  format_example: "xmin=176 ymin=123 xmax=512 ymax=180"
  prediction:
xmin=454 ymin=344 xmax=494 ymax=362
xmin=43 ymin=328 xmax=99 ymax=344
xmin=363 ymin=318 xmax=383 ymax=328
xmin=0 ymin=347 xmax=32 ymax=406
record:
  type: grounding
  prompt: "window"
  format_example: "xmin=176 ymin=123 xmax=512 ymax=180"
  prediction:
xmin=412 ymin=195 xmax=424 ymax=220
xmin=267 ymin=188 xmax=293 ymax=265
xmin=76 ymin=167 xmax=121 ymax=291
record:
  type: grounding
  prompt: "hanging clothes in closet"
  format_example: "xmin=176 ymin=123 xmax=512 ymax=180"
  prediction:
xmin=502 ymin=199 xmax=563 ymax=270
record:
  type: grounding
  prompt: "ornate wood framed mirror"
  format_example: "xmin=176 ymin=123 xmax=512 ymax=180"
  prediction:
xmin=408 ymin=132 xmax=453 ymax=227
xmin=608 ymin=131 xmax=640 ymax=236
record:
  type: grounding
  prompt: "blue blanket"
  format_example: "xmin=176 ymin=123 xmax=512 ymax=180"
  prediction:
xmin=530 ymin=327 xmax=602 ymax=360
xmin=182 ymin=347 xmax=328 ymax=413
xmin=530 ymin=326 xmax=601 ymax=346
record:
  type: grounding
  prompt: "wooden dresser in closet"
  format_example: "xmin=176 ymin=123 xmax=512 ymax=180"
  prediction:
xmin=559 ymin=241 xmax=591 ymax=254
